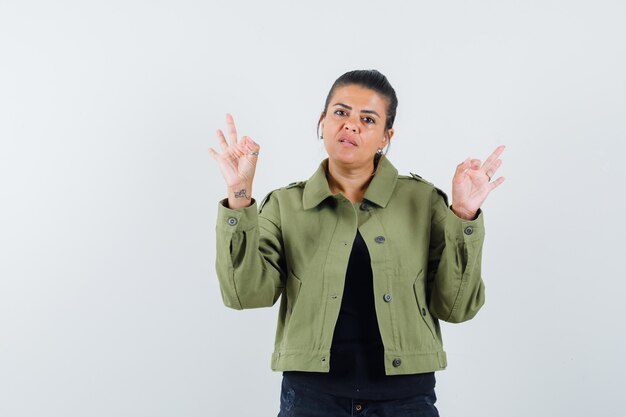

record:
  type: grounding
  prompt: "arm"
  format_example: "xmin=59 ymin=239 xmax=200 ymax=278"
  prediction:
xmin=210 ymin=114 xmax=284 ymax=309
xmin=427 ymin=145 xmax=505 ymax=322
xmin=427 ymin=190 xmax=485 ymax=323
xmin=215 ymin=194 xmax=285 ymax=310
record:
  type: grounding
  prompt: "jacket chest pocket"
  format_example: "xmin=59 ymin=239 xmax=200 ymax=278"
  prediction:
xmin=413 ymin=270 xmax=438 ymax=341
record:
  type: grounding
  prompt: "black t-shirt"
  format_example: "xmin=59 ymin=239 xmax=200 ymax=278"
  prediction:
xmin=284 ymin=230 xmax=435 ymax=400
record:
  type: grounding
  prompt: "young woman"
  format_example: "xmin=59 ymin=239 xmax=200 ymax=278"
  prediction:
xmin=210 ymin=70 xmax=505 ymax=416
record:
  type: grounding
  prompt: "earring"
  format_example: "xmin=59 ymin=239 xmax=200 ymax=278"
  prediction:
xmin=376 ymin=148 xmax=383 ymax=154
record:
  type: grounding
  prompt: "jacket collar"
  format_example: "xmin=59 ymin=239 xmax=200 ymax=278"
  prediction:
xmin=302 ymin=156 xmax=399 ymax=210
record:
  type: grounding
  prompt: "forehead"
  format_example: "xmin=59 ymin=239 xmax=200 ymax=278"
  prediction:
xmin=329 ymin=85 xmax=388 ymax=113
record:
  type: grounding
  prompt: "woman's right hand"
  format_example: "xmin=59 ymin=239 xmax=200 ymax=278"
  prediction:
xmin=209 ymin=113 xmax=260 ymax=209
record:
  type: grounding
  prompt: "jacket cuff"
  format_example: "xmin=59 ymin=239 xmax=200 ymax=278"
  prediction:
xmin=217 ymin=198 xmax=258 ymax=232
xmin=445 ymin=207 xmax=484 ymax=242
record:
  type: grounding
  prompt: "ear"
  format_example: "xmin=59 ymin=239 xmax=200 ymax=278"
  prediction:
xmin=319 ymin=112 xmax=325 ymax=129
xmin=382 ymin=128 xmax=394 ymax=145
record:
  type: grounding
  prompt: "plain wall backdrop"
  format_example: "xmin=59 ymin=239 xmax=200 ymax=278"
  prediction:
xmin=1 ymin=1 xmax=625 ymax=416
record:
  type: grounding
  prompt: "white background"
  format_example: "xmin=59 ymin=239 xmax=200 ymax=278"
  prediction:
xmin=1 ymin=1 xmax=625 ymax=416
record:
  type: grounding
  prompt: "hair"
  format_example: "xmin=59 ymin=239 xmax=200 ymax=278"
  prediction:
xmin=317 ymin=69 xmax=398 ymax=139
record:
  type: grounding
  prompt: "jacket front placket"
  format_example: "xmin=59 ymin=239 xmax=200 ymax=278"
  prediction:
xmin=315 ymin=194 xmax=358 ymax=369
xmin=356 ymin=203 xmax=398 ymax=361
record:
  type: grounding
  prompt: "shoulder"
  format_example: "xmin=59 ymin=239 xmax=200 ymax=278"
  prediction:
xmin=259 ymin=180 xmax=306 ymax=212
xmin=286 ymin=180 xmax=306 ymax=189
xmin=397 ymin=172 xmax=449 ymax=206
xmin=398 ymin=172 xmax=434 ymax=187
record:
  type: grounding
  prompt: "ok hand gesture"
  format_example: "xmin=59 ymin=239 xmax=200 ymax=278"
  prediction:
xmin=208 ymin=114 xmax=260 ymax=209
xmin=450 ymin=145 xmax=506 ymax=220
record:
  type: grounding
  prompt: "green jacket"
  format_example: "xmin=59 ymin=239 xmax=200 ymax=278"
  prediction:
xmin=215 ymin=156 xmax=485 ymax=375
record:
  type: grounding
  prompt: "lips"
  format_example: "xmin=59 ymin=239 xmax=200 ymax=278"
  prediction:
xmin=339 ymin=137 xmax=357 ymax=146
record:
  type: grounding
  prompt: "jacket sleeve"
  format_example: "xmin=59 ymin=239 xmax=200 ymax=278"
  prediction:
xmin=215 ymin=193 xmax=286 ymax=310
xmin=427 ymin=187 xmax=486 ymax=323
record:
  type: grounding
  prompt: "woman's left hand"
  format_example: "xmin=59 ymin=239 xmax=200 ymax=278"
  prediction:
xmin=450 ymin=145 xmax=506 ymax=220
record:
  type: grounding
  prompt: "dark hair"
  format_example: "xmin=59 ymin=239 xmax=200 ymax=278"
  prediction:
xmin=317 ymin=69 xmax=398 ymax=137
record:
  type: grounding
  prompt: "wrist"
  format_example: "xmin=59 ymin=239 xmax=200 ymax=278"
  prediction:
xmin=227 ymin=184 xmax=253 ymax=209
xmin=450 ymin=205 xmax=477 ymax=220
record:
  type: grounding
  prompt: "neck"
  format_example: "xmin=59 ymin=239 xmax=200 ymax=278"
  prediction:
xmin=326 ymin=158 xmax=377 ymax=203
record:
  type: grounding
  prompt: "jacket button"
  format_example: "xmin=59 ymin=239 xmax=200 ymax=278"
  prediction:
xmin=422 ymin=307 xmax=427 ymax=316
xmin=464 ymin=226 xmax=473 ymax=235
xmin=374 ymin=235 xmax=386 ymax=244
xmin=227 ymin=217 xmax=238 ymax=226
xmin=393 ymin=358 xmax=402 ymax=367
xmin=383 ymin=293 xmax=392 ymax=302
xmin=359 ymin=202 xmax=370 ymax=211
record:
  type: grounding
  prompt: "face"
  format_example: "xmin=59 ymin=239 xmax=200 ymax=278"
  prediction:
xmin=320 ymin=84 xmax=394 ymax=169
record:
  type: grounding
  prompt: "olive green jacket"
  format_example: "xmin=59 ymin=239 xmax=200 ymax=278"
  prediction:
xmin=215 ymin=156 xmax=485 ymax=375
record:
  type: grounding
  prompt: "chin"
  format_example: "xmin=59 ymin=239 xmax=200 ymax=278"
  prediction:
xmin=329 ymin=154 xmax=369 ymax=167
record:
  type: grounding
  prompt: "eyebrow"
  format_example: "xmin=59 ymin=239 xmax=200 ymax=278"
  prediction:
xmin=332 ymin=102 xmax=381 ymax=118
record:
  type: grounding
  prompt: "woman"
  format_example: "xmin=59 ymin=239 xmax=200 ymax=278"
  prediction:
xmin=210 ymin=70 xmax=505 ymax=416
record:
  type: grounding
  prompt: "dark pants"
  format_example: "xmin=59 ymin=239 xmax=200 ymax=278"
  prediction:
xmin=277 ymin=376 xmax=440 ymax=417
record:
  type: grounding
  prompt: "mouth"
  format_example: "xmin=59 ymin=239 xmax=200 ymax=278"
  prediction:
xmin=339 ymin=138 xmax=357 ymax=146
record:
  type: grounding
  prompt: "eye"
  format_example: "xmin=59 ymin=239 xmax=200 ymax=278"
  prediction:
xmin=334 ymin=109 xmax=347 ymax=116
xmin=362 ymin=116 xmax=375 ymax=124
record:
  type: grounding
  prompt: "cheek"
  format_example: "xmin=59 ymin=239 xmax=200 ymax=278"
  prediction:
xmin=321 ymin=122 xmax=336 ymax=139
xmin=322 ymin=137 xmax=334 ymax=154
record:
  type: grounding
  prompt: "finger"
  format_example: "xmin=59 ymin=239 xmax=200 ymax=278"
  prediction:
xmin=489 ymin=176 xmax=506 ymax=190
xmin=454 ymin=158 xmax=470 ymax=175
xmin=226 ymin=113 xmax=239 ymax=146
xmin=485 ymin=159 xmax=502 ymax=180
xmin=244 ymin=136 xmax=260 ymax=153
xmin=216 ymin=129 xmax=229 ymax=152
xmin=208 ymin=147 xmax=220 ymax=161
xmin=453 ymin=159 xmax=470 ymax=183
xmin=470 ymin=159 xmax=481 ymax=170
xmin=241 ymin=137 xmax=261 ymax=159
xmin=482 ymin=145 xmax=506 ymax=170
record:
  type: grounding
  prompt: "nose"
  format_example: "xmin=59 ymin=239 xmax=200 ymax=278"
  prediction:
xmin=344 ymin=116 xmax=358 ymax=133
